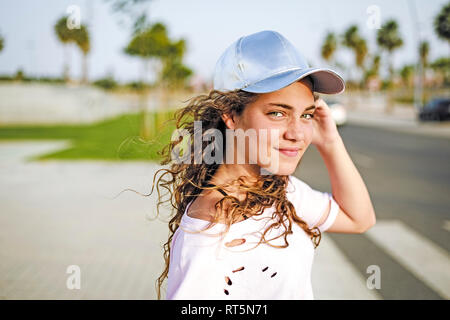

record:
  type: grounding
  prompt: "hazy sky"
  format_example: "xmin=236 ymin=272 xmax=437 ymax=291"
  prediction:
xmin=0 ymin=0 xmax=448 ymax=83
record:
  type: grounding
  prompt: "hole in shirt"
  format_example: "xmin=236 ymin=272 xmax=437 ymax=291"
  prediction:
xmin=271 ymin=272 xmax=277 ymax=278
xmin=224 ymin=289 xmax=229 ymax=295
xmin=225 ymin=276 xmax=232 ymax=285
xmin=232 ymin=266 xmax=245 ymax=273
xmin=262 ymin=266 xmax=268 ymax=272
xmin=225 ymin=238 xmax=246 ymax=247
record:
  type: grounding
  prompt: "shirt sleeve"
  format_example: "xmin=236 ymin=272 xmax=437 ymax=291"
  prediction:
xmin=287 ymin=175 xmax=339 ymax=232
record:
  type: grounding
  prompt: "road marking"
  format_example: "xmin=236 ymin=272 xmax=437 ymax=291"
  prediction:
xmin=312 ymin=234 xmax=382 ymax=300
xmin=365 ymin=220 xmax=450 ymax=299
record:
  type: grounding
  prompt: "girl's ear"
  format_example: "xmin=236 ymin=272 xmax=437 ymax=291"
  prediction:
xmin=221 ymin=112 xmax=237 ymax=130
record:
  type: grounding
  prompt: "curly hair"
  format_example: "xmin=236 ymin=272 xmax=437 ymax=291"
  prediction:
xmin=150 ymin=86 xmax=322 ymax=299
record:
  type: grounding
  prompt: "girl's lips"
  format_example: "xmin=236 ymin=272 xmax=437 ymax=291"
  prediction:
xmin=276 ymin=148 xmax=299 ymax=157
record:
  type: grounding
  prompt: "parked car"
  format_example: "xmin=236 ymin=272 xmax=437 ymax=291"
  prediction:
xmin=418 ymin=98 xmax=450 ymax=122
xmin=325 ymin=100 xmax=347 ymax=126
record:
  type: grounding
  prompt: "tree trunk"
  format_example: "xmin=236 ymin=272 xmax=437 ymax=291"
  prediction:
xmin=139 ymin=58 xmax=153 ymax=141
xmin=81 ymin=52 xmax=88 ymax=85
xmin=63 ymin=44 xmax=70 ymax=83
xmin=385 ymin=52 xmax=394 ymax=114
xmin=140 ymin=90 xmax=152 ymax=140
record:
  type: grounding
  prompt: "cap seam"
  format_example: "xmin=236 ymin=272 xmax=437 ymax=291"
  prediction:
xmin=273 ymin=31 xmax=295 ymax=65
xmin=235 ymin=36 xmax=249 ymax=88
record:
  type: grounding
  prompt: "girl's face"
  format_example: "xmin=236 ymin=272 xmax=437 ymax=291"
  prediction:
xmin=223 ymin=78 xmax=315 ymax=175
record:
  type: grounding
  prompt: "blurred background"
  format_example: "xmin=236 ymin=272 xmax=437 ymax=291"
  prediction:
xmin=0 ymin=0 xmax=449 ymax=300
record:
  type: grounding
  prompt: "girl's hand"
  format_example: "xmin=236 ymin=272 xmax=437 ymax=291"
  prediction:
xmin=311 ymin=98 xmax=342 ymax=151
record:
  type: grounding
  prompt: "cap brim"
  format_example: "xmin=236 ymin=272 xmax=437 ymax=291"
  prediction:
xmin=241 ymin=67 xmax=345 ymax=94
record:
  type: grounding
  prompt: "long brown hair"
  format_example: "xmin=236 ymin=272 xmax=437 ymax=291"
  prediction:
xmin=150 ymin=87 xmax=321 ymax=299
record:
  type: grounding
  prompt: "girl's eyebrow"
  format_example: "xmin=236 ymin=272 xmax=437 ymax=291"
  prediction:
xmin=266 ymin=102 xmax=316 ymax=112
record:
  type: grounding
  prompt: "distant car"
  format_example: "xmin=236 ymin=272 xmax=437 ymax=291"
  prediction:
xmin=325 ymin=100 xmax=347 ymax=126
xmin=418 ymin=98 xmax=450 ymax=122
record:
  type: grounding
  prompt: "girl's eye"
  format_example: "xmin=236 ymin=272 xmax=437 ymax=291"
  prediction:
xmin=268 ymin=111 xmax=284 ymax=117
xmin=268 ymin=112 xmax=314 ymax=120
xmin=302 ymin=113 xmax=314 ymax=120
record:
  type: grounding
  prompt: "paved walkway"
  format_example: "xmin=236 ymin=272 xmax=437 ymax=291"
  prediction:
xmin=0 ymin=141 xmax=170 ymax=299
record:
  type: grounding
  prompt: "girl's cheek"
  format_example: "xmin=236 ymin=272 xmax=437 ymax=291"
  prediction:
xmin=298 ymin=128 xmax=313 ymax=148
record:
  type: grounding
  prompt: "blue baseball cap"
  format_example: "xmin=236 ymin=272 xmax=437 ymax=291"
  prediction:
xmin=213 ymin=30 xmax=345 ymax=94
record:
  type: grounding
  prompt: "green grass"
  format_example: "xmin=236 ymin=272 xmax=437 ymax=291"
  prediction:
xmin=0 ymin=111 xmax=179 ymax=162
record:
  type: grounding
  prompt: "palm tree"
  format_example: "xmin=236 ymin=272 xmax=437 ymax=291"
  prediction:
xmin=434 ymin=2 xmax=450 ymax=45
xmin=400 ymin=65 xmax=414 ymax=87
xmin=125 ymin=22 xmax=181 ymax=140
xmin=160 ymin=39 xmax=191 ymax=88
xmin=341 ymin=25 xmax=368 ymax=85
xmin=372 ymin=55 xmax=381 ymax=76
xmin=355 ymin=38 xmax=368 ymax=75
xmin=430 ymin=57 xmax=450 ymax=86
xmin=161 ymin=60 xmax=192 ymax=89
xmin=419 ymin=41 xmax=429 ymax=88
xmin=342 ymin=25 xmax=360 ymax=48
xmin=54 ymin=16 xmax=75 ymax=82
xmin=363 ymin=54 xmax=382 ymax=90
xmin=125 ymin=22 xmax=171 ymax=82
xmin=376 ymin=19 xmax=403 ymax=81
xmin=73 ymin=25 xmax=90 ymax=84
xmin=419 ymin=41 xmax=430 ymax=68
xmin=321 ymin=32 xmax=337 ymax=65
xmin=55 ymin=16 xmax=91 ymax=84
xmin=0 ymin=30 xmax=4 ymax=53
xmin=376 ymin=19 xmax=403 ymax=113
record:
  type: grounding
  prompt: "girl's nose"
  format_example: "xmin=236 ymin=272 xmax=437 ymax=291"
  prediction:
xmin=283 ymin=118 xmax=306 ymax=142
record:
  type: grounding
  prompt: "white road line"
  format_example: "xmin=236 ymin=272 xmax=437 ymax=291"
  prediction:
xmin=365 ymin=220 xmax=450 ymax=300
xmin=312 ymin=234 xmax=382 ymax=300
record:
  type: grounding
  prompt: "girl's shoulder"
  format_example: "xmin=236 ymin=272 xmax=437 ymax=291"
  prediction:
xmin=287 ymin=174 xmax=308 ymax=189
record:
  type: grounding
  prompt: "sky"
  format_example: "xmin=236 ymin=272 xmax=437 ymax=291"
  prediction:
xmin=0 ymin=0 xmax=448 ymax=84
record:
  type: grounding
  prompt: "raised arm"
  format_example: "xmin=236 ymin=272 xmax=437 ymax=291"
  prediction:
xmin=312 ymin=98 xmax=376 ymax=233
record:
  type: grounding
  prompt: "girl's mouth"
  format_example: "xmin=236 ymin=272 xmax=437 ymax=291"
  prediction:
xmin=275 ymin=148 xmax=299 ymax=157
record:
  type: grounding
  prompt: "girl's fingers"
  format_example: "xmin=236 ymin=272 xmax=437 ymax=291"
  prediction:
xmin=315 ymin=99 xmax=328 ymax=109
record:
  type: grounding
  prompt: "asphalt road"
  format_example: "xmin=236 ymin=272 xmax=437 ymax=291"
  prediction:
xmin=296 ymin=123 xmax=450 ymax=299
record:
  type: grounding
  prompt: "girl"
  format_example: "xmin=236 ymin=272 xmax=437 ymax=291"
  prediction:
xmin=152 ymin=30 xmax=376 ymax=299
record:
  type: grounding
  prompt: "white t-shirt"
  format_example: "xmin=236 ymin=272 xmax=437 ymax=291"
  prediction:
xmin=166 ymin=175 xmax=339 ymax=300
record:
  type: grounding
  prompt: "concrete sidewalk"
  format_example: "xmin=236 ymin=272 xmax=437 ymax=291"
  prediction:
xmin=0 ymin=141 xmax=170 ymax=299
